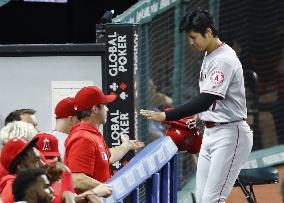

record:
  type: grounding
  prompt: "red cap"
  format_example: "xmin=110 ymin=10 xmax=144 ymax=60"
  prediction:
xmin=74 ymin=86 xmax=117 ymax=111
xmin=0 ymin=138 xmax=39 ymax=171
xmin=34 ymin=133 xmax=60 ymax=157
xmin=55 ymin=97 xmax=76 ymax=119
xmin=39 ymin=152 xmax=56 ymax=165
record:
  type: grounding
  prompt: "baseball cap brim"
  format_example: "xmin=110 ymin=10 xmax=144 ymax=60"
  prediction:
xmin=101 ymin=94 xmax=117 ymax=104
xmin=40 ymin=154 xmax=57 ymax=165
xmin=41 ymin=151 xmax=61 ymax=157
xmin=15 ymin=138 xmax=39 ymax=160
xmin=20 ymin=137 xmax=39 ymax=157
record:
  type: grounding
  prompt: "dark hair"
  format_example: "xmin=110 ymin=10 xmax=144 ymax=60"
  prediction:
xmin=9 ymin=142 xmax=37 ymax=174
xmin=76 ymin=104 xmax=104 ymax=120
xmin=13 ymin=168 xmax=46 ymax=201
xmin=5 ymin=109 xmax=36 ymax=126
xmin=76 ymin=109 xmax=92 ymax=120
xmin=179 ymin=9 xmax=218 ymax=37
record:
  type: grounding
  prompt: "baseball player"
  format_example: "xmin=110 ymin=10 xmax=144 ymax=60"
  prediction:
xmin=140 ymin=9 xmax=253 ymax=203
xmin=51 ymin=97 xmax=78 ymax=161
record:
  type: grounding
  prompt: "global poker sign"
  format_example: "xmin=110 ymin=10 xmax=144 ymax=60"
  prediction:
xmin=108 ymin=32 xmax=128 ymax=76
xmin=104 ymin=24 xmax=139 ymax=171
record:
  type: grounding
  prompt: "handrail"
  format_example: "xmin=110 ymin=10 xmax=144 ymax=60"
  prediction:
xmin=121 ymin=154 xmax=178 ymax=203
xmin=100 ymin=136 xmax=179 ymax=202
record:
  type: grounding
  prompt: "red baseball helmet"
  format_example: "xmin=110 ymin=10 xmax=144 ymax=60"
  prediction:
xmin=164 ymin=115 xmax=203 ymax=154
xmin=178 ymin=126 xmax=202 ymax=154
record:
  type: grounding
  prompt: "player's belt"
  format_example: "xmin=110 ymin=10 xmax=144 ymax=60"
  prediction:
xmin=202 ymin=118 xmax=245 ymax=128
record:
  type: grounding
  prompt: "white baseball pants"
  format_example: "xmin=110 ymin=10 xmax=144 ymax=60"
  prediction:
xmin=196 ymin=121 xmax=253 ymax=203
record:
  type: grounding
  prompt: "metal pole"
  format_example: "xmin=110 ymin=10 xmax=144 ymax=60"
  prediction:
xmin=161 ymin=162 xmax=171 ymax=203
xmin=170 ymin=154 xmax=178 ymax=203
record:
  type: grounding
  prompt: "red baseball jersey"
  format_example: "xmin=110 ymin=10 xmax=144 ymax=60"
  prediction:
xmin=64 ymin=122 xmax=112 ymax=183
xmin=0 ymin=174 xmax=15 ymax=203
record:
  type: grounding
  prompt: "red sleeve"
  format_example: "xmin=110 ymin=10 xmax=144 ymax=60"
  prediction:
xmin=0 ymin=164 xmax=8 ymax=180
xmin=65 ymin=136 xmax=97 ymax=177
xmin=105 ymin=143 xmax=111 ymax=159
xmin=50 ymin=182 xmax=61 ymax=203
xmin=1 ymin=178 xmax=14 ymax=203
xmin=60 ymin=172 xmax=74 ymax=193
xmin=51 ymin=172 xmax=74 ymax=203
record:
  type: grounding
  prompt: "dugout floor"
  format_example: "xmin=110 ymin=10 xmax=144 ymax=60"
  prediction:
xmin=227 ymin=165 xmax=284 ymax=203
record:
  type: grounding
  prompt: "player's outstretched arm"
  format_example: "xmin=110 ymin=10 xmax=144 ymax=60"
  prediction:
xmin=140 ymin=110 xmax=166 ymax=122
xmin=140 ymin=93 xmax=222 ymax=121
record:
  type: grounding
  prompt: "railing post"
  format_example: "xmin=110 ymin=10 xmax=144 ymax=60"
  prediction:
xmin=170 ymin=154 xmax=178 ymax=203
xmin=130 ymin=187 xmax=140 ymax=203
xmin=146 ymin=173 xmax=160 ymax=203
xmin=161 ymin=162 xmax=171 ymax=203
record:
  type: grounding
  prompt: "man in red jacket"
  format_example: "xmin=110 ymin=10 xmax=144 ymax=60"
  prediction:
xmin=0 ymin=138 xmax=43 ymax=203
xmin=12 ymin=168 xmax=54 ymax=203
xmin=35 ymin=133 xmax=112 ymax=202
xmin=52 ymin=97 xmax=79 ymax=161
xmin=64 ymin=86 xmax=144 ymax=192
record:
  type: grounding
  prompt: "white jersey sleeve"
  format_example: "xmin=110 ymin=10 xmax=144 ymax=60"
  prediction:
xmin=200 ymin=59 xmax=235 ymax=98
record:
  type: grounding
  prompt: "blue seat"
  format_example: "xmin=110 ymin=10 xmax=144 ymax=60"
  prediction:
xmin=234 ymin=167 xmax=279 ymax=203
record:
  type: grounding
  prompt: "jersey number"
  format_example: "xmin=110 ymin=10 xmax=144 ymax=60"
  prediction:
xmin=211 ymin=100 xmax=217 ymax=111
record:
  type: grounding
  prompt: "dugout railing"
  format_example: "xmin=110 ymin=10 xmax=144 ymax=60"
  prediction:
xmin=118 ymin=154 xmax=178 ymax=203
xmin=100 ymin=136 xmax=179 ymax=203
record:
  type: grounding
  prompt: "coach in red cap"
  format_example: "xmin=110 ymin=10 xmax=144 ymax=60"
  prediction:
xmin=64 ymin=86 xmax=144 ymax=192
xmin=52 ymin=97 xmax=78 ymax=161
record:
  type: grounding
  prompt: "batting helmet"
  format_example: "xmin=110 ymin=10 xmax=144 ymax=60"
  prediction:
xmin=164 ymin=116 xmax=202 ymax=154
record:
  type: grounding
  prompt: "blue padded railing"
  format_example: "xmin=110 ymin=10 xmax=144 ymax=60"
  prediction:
xmin=101 ymin=136 xmax=179 ymax=203
xmin=125 ymin=155 xmax=178 ymax=203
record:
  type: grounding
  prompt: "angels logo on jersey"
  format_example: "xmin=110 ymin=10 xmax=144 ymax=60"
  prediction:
xmin=210 ymin=70 xmax=224 ymax=85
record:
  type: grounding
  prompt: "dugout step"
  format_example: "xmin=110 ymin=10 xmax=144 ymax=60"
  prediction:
xmin=235 ymin=166 xmax=279 ymax=186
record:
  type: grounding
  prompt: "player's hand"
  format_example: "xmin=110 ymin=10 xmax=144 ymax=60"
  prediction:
xmin=140 ymin=109 xmax=166 ymax=122
xmin=121 ymin=134 xmax=145 ymax=151
xmin=92 ymin=184 xmax=112 ymax=197
xmin=192 ymin=114 xmax=199 ymax=121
